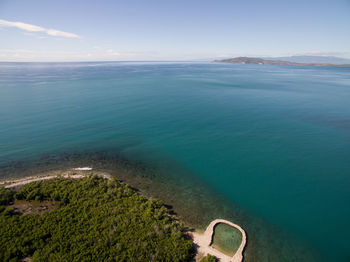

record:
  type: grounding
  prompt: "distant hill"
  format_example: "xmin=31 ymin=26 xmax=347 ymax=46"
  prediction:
xmin=265 ymin=56 xmax=350 ymax=65
xmin=214 ymin=57 xmax=350 ymax=67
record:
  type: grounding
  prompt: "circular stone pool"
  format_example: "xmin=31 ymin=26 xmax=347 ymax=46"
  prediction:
xmin=211 ymin=223 xmax=243 ymax=256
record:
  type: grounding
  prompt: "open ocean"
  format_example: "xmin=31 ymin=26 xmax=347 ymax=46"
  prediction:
xmin=0 ymin=62 xmax=349 ymax=261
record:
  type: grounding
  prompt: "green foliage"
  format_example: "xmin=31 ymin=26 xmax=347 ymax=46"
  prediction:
xmin=200 ymin=254 xmax=217 ymax=262
xmin=0 ymin=175 xmax=194 ymax=261
xmin=0 ymin=187 xmax=14 ymax=205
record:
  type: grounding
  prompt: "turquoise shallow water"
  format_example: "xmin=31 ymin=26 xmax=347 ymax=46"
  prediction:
xmin=0 ymin=62 xmax=350 ymax=261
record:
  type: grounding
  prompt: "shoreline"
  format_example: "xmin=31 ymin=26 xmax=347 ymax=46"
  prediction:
xmin=0 ymin=155 xmax=323 ymax=262
xmin=0 ymin=151 xmax=244 ymax=232
xmin=1 ymin=168 xmax=247 ymax=262
xmin=0 ymin=168 xmax=110 ymax=189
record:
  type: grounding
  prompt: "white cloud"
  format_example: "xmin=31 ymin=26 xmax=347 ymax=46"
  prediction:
xmin=0 ymin=19 xmax=81 ymax=39
xmin=0 ymin=49 xmax=35 ymax=53
xmin=293 ymin=51 xmax=349 ymax=57
xmin=107 ymin=49 xmax=121 ymax=56
xmin=0 ymin=48 xmax=161 ymax=62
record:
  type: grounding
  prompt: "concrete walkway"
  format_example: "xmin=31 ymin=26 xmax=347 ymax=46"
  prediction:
xmin=192 ymin=219 xmax=247 ymax=262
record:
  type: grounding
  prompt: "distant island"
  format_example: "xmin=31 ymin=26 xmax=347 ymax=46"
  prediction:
xmin=214 ymin=57 xmax=350 ymax=67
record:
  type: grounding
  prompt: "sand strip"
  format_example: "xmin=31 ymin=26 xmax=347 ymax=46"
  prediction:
xmin=1 ymin=168 xmax=111 ymax=189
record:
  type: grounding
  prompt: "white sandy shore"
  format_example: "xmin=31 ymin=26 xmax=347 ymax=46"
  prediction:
xmin=0 ymin=168 xmax=111 ymax=189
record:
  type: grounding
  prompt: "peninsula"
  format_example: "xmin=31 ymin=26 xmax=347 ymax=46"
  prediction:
xmin=0 ymin=173 xmax=194 ymax=261
xmin=214 ymin=57 xmax=350 ymax=67
xmin=0 ymin=170 xmax=247 ymax=262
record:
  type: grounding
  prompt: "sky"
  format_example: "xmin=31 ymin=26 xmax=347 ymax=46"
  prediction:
xmin=0 ymin=0 xmax=349 ymax=61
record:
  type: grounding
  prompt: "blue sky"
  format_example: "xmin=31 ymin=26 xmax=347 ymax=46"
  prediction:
xmin=0 ymin=0 xmax=349 ymax=61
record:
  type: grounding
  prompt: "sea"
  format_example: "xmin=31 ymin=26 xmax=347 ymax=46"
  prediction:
xmin=0 ymin=61 xmax=349 ymax=261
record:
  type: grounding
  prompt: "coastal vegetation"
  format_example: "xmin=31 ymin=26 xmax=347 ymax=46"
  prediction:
xmin=0 ymin=175 xmax=194 ymax=261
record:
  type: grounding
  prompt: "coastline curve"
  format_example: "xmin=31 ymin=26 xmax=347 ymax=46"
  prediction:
xmin=192 ymin=219 xmax=247 ymax=262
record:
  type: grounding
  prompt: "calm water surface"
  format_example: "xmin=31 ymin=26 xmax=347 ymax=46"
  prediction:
xmin=0 ymin=62 xmax=349 ymax=261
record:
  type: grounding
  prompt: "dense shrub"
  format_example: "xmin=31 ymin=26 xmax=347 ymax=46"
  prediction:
xmin=0 ymin=187 xmax=14 ymax=205
xmin=0 ymin=175 xmax=194 ymax=261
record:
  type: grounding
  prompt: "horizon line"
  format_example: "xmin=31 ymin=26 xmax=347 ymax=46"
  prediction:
xmin=1 ymin=55 xmax=350 ymax=64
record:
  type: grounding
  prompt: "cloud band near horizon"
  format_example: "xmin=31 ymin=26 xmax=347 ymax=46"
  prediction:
xmin=0 ymin=19 xmax=81 ymax=39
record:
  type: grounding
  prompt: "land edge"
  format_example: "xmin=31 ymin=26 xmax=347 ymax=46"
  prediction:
xmin=213 ymin=56 xmax=350 ymax=67
xmin=1 ymin=167 xmax=246 ymax=262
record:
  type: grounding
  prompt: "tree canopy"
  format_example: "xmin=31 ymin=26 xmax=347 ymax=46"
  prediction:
xmin=0 ymin=175 xmax=194 ymax=261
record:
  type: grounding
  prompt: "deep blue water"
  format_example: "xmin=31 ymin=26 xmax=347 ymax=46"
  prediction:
xmin=1 ymin=62 xmax=350 ymax=261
